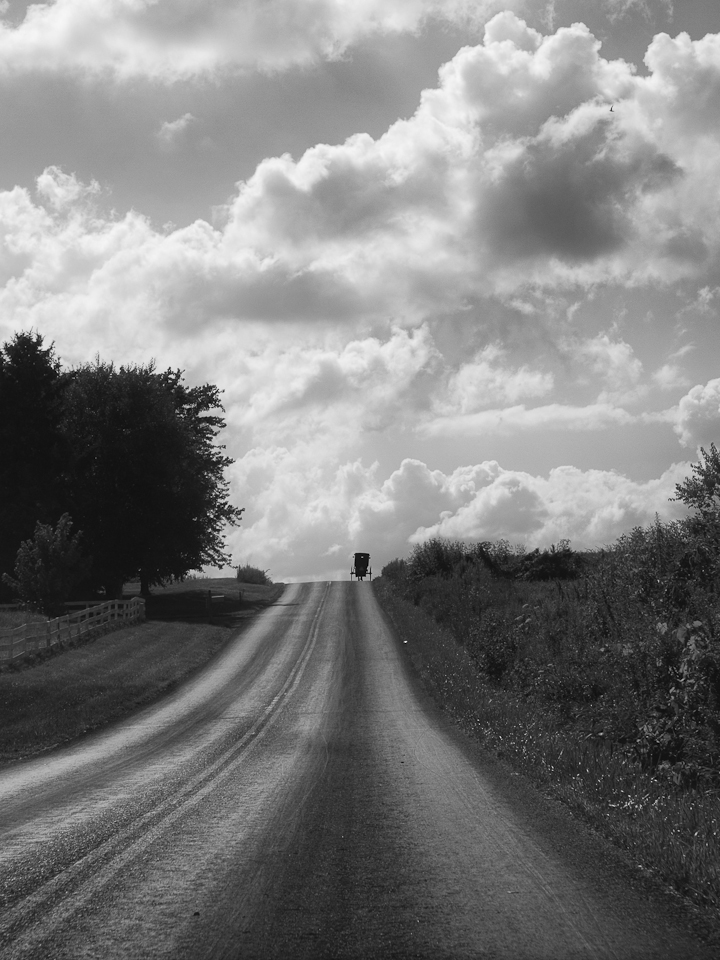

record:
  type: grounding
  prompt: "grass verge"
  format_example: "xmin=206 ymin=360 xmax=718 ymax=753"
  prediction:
xmin=0 ymin=580 xmax=284 ymax=767
xmin=373 ymin=577 xmax=720 ymax=932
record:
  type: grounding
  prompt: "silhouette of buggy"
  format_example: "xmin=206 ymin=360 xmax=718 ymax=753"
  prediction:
xmin=351 ymin=552 xmax=372 ymax=581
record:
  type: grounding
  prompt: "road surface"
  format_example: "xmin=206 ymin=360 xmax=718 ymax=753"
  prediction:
xmin=0 ymin=582 xmax=713 ymax=959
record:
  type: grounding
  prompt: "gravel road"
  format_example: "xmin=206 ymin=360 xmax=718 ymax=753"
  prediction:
xmin=0 ymin=581 xmax=713 ymax=959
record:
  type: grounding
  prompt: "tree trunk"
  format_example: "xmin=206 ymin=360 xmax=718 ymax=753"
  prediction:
xmin=140 ymin=572 xmax=151 ymax=598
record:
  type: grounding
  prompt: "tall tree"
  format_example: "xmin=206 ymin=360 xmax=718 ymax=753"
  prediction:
xmin=61 ymin=361 xmax=243 ymax=597
xmin=0 ymin=332 xmax=66 ymax=597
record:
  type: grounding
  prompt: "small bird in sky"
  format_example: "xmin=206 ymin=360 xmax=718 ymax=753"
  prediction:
xmin=610 ymin=105 xmax=614 ymax=112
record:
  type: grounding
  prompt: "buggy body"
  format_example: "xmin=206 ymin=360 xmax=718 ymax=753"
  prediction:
xmin=351 ymin=552 xmax=372 ymax=581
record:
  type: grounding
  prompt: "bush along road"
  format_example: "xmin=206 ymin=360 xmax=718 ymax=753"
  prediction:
xmin=372 ymin=525 xmax=720 ymax=937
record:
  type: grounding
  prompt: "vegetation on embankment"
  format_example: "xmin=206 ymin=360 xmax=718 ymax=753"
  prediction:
xmin=0 ymin=579 xmax=283 ymax=766
xmin=236 ymin=563 xmax=273 ymax=586
xmin=373 ymin=457 xmax=720 ymax=921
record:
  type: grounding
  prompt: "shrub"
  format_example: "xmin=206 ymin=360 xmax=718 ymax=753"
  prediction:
xmin=407 ymin=537 xmax=467 ymax=580
xmin=236 ymin=563 xmax=272 ymax=585
xmin=380 ymin=558 xmax=407 ymax=582
xmin=2 ymin=513 xmax=89 ymax=615
xmin=515 ymin=541 xmax=582 ymax=581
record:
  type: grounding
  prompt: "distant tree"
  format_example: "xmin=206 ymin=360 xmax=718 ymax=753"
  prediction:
xmin=60 ymin=361 xmax=244 ymax=597
xmin=2 ymin=513 xmax=89 ymax=614
xmin=0 ymin=332 xmax=66 ymax=598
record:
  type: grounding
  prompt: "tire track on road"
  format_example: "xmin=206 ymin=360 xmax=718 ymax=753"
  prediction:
xmin=0 ymin=583 xmax=330 ymax=958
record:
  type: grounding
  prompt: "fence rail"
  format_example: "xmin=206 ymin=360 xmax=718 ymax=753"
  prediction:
xmin=0 ymin=598 xmax=146 ymax=662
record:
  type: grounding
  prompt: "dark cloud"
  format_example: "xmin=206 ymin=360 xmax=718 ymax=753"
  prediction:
xmin=663 ymin=230 xmax=708 ymax=264
xmin=162 ymin=259 xmax=368 ymax=327
xmin=480 ymin=118 xmax=682 ymax=263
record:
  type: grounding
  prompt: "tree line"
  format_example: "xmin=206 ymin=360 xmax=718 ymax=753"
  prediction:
xmin=0 ymin=331 xmax=243 ymax=608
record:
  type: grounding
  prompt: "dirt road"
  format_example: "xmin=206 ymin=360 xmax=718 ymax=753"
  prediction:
xmin=0 ymin=582 xmax=712 ymax=958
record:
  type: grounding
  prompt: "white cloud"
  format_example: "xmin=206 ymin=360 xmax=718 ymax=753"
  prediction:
xmin=567 ymin=333 xmax=645 ymax=403
xmin=214 ymin=13 xmax=720 ymax=308
xmin=224 ymin=325 xmax=437 ymax=443
xmin=0 ymin=0 xmax=520 ymax=82
xmin=435 ymin=344 xmax=553 ymax=414
xmin=410 ymin=460 xmax=690 ymax=549
xmin=157 ymin=113 xmax=196 ymax=148
xmin=227 ymin=453 xmax=692 ymax=579
xmin=35 ymin=165 xmax=100 ymax=210
xmin=674 ymin=378 xmax=720 ymax=449
xmin=421 ymin=401 xmax=636 ymax=438
xmin=2 ymin=16 xmax=720 ymax=354
xmin=652 ymin=362 xmax=690 ymax=391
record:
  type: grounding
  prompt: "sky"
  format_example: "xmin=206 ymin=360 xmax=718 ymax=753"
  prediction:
xmin=0 ymin=0 xmax=719 ymax=582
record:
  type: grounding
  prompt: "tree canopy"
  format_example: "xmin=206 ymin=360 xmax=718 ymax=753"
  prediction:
xmin=61 ymin=360 xmax=243 ymax=596
xmin=0 ymin=332 xmax=66 ymax=591
xmin=0 ymin=332 xmax=243 ymax=600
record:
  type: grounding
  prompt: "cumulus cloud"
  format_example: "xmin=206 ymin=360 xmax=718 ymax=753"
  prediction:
xmin=224 ymin=325 xmax=438 ymax=442
xmin=409 ymin=460 xmax=690 ymax=549
xmin=3 ymin=15 xmax=720 ymax=353
xmin=0 ymin=0 xmax=520 ymax=81
xmin=674 ymin=378 xmax=720 ymax=448
xmin=228 ymin=453 xmax=692 ymax=579
xmin=35 ymin=165 xmax=100 ymax=210
xmin=567 ymin=333 xmax=645 ymax=403
xmin=216 ymin=13 xmax=720 ymax=306
xmin=435 ymin=344 xmax=553 ymax=414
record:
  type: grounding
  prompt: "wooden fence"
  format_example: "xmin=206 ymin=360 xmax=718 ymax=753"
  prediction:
xmin=0 ymin=598 xmax=146 ymax=662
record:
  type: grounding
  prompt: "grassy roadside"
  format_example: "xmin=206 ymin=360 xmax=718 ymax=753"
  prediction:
xmin=0 ymin=579 xmax=284 ymax=767
xmin=372 ymin=576 xmax=720 ymax=930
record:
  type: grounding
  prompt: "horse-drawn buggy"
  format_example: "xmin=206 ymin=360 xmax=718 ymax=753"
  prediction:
xmin=351 ymin=552 xmax=372 ymax=581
